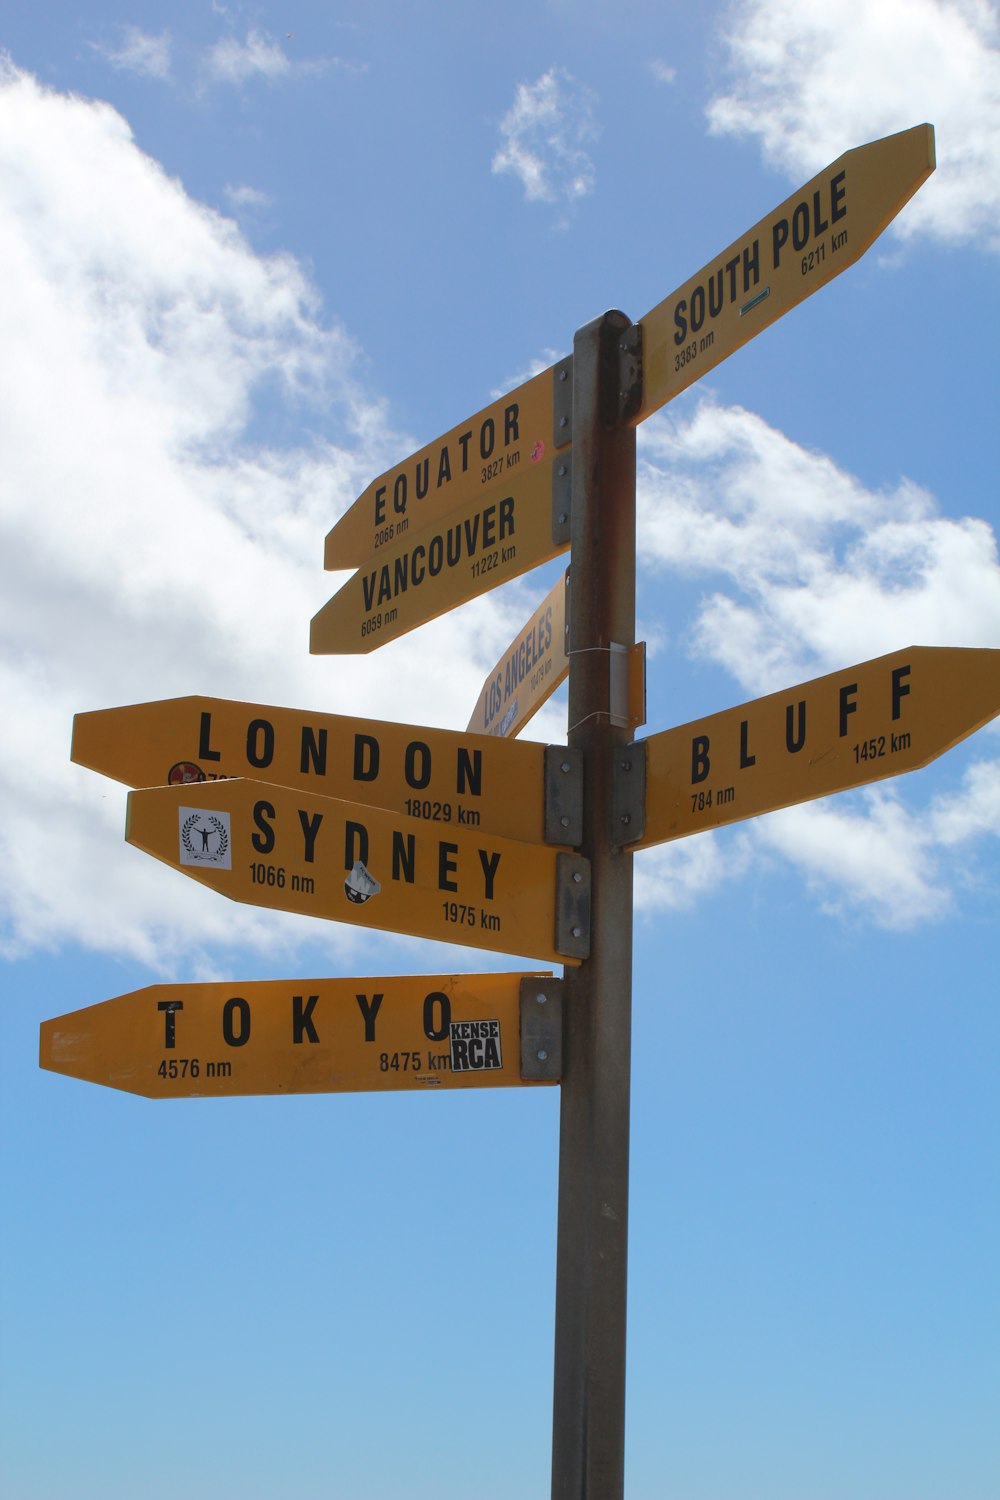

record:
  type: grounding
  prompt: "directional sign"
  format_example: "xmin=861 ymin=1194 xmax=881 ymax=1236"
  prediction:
xmin=324 ymin=362 xmax=570 ymax=569
xmin=637 ymin=123 xmax=935 ymax=422
xmin=630 ymin=646 xmax=1000 ymax=849
xmin=40 ymin=972 xmax=558 ymax=1098
xmin=126 ymin=778 xmax=588 ymax=963
xmin=72 ymin=696 xmax=550 ymax=845
xmin=311 ymin=455 xmax=567 ymax=654
xmin=468 ymin=569 xmax=569 ymax=738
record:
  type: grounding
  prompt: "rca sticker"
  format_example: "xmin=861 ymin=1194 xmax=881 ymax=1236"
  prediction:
xmin=449 ymin=1019 xmax=503 ymax=1072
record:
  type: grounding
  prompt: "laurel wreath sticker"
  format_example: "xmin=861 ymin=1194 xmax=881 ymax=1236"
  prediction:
xmin=178 ymin=808 xmax=232 ymax=869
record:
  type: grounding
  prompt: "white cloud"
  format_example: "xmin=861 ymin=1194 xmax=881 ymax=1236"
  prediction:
xmin=929 ymin=754 xmax=1000 ymax=844
xmin=638 ymin=400 xmax=1000 ymax=694
xmin=756 ymin=793 xmax=945 ymax=929
xmin=95 ymin=26 xmax=172 ymax=80
xmin=0 ymin=61 xmax=522 ymax=967
xmin=206 ymin=28 xmax=291 ymax=85
xmin=751 ymin=745 xmax=1000 ymax=929
xmin=636 ymin=399 xmax=1000 ymax=926
xmin=224 ymin=183 xmax=271 ymax=210
xmin=490 ymin=348 xmax=569 ymax=400
xmin=635 ymin=829 xmax=753 ymax=913
xmin=650 ymin=59 xmax=677 ymax=84
xmin=708 ymin=0 xmax=1000 ymax=250
xmin=492 ymin=67 xmax=599 ymax=208
xmin=0 ymin=56 xmax=995 ymax=964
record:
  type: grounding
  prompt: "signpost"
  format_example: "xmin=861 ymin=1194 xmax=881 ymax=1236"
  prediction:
xmin=632 ymin=646 xmax=1000 ymax=848
xmin=40 ymin=972 xmax=561 ymax=1098
xmin=635 ymin=123 xmax=935 ymax=421
xmin=323 ymin=362 xmax=571 ymax=569
xmin=48 ymin=123 xmax=954 ymax=1500
xmin=124 ymin=777 xmax=590 ymax=964
xmin=311 ymin=454 xmax=569 ymax=654
xmin=72 ymin=695 xmax=551 ymax=844
xmin=467 ymin=568 xmax=570 ymax=738
xmin=551 ymin=310 xmax=637 ymax=1498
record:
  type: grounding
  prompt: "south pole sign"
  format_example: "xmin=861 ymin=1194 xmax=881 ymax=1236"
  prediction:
xmin=635 ymin=123 xmax=935 ymax=420
xmin=45 ymin=125 xmax=963 ymax=1500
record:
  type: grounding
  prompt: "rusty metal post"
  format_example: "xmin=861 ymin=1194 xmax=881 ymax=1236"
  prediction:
xmin=551 ymin=309 xmax=638 ymax=1498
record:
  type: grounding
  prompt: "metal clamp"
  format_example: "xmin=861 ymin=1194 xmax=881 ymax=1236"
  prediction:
xmin=609 ymin=640 xmax=646 ymax=729
xmin=552 ymin=454 xmax=572 ymax=546
xmin=545 ymin=745 xmax=583 ymax=846
xmin=520 ymin=977 xmax=563 ymax=1082
xmin=552 ymin=355 xmax=573 ymax=447
xmin=611 ymin=740 xmax=646 ymax=848
xmin=616 ymin=321 xmax=643 ymax=424
xmin=555 ymin=852 xmax=591 ymax=960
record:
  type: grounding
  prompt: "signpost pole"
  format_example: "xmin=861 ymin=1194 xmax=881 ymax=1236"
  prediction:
xmin=551 ymin=310 xmax=638 ymax=1498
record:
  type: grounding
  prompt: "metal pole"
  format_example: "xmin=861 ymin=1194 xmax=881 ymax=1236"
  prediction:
xmin=552 ymin=310 xmax=637 ymax=1499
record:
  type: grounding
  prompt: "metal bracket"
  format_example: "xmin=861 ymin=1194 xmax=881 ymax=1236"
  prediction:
xmin=552 ymin=355 xmax=573 ymax=448
xmin=551 ymin=454 xmax=572 ymax=547
xmin=616 ymin=321 xmax=643 ymax=425
xmin=519 ymin=976 xmax=563 ymax=1082
xmin=611 ymin=740 xmax=646 ymax=848
xmin=555 ymin=852 xmax=591 ymax=961
xmin=545 ymin=745 xmax=583 ymax=846
xmin=608 ymin=640 xmax=646 ymax=729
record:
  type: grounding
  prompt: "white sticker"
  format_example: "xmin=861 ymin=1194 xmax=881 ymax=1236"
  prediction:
xmin=449 ymin=1019 xmax=503 ymax=1073
xmin=178 ymin=807 xmax=232 ymax=869
xmin=344 ymin=859 xmax=381 ymax=905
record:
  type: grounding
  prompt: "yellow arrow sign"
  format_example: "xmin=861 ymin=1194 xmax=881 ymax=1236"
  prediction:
xmin=40 ymin=972 xmax=557 ymax=1098
xmin=311 ymin=456 xmax=567 ymax=654
xmin=126 ymin=778 xmax=587 ymax=963
xmin=632 ymin=647 xmax=1000 ymax=849
xmin=637 ymin=123 xmax=935 ymax=422
xmin=324 ymin=363 xmax=569 ymax=569
xmin=72 ymin=696 xmax=549 ymax=845
xmin=467 ymin=570 xmax=569 ymax=738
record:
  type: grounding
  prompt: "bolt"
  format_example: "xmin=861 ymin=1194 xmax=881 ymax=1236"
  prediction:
xmin=560 ymin=815 xmax=570 ymax=828
xmin=573 ymin=871 xmax=582 ymax=883
xmin=621 ymin=758 xmax=631 ymax=771
xmin=559 ymin=368 xmax=568 ymax=381
xmin=537 ymin=993 xmax=548 ymax=1004
xmin=537 ymin=1049 xmax=549 ymax=1062
xmin=558 ymin=512 xmax=568 ymax=525
xmin=620 ymin=814 xmax=631 ymax=825
xmin=561 ymin=761 xmax=571 ymax=773
xmin=559 ymin=415 xmax=568 ymax=428
xmin=558 ymin=464 xmax=567 ymax=477
xmin=571 ymin=926 xmax=582 ymax=938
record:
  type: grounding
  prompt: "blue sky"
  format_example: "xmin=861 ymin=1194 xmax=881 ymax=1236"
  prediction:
xmin=1 ymin=3 xmax=998 ymax=1497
